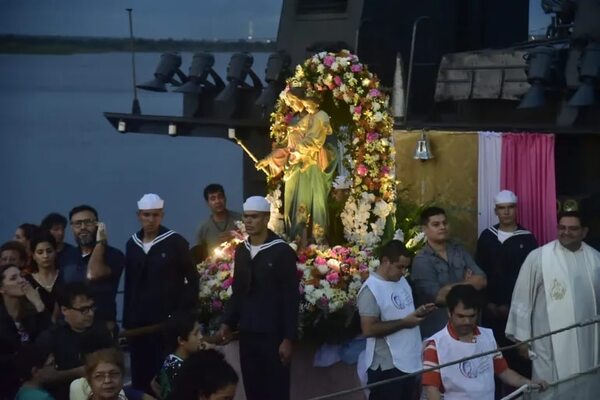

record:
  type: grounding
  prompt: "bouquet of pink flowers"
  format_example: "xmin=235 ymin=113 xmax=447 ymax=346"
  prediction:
xmin=197 ymin=238 xmax=241 ymax=330
xmin=296 ymin=244 xmax=380 ymax=343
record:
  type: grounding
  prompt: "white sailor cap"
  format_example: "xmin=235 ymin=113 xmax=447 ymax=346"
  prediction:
xmin=243 ymin=196 xmax=270 ymax=212
xmin=137 ymin=193 xmax=164 ymax=210
xmin=494 ymin=190 xmax=517 ymax=205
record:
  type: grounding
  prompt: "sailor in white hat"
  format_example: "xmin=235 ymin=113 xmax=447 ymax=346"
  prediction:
xmin=124 ymin=193 xmax=199 ymax=392
xmin=476 ymin=190 xmax=537 ymax=380
xmin=218 ymin=195 xmax=299 ymax=400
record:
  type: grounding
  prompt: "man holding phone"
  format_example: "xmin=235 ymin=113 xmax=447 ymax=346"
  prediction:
xmin=61 ymin=205 xmax=125 ymax=336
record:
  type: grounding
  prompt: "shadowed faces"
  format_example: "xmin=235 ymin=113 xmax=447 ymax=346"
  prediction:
xmin=137 ymin=209 xmax=164 ymax=236
xmin=242 ymin=212 xmax=269 ymax=237
xmin=71 ymin=210 xmax=98 ymax=247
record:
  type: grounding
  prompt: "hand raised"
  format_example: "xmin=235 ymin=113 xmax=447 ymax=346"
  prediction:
xmin=96 ymin=222 xmax=107 ymax=243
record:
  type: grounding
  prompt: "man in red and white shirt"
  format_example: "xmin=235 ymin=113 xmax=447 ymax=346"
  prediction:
xmin=422 ymin=285 xmax=546 ymax=400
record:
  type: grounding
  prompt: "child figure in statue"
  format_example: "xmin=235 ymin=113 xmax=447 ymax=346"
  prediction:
xmin=256 ymin=87 xmax=337 ymax=244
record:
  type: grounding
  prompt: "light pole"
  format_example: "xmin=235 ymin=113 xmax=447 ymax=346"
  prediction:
xmin=126 ymin=8 xmax=141 ymax=115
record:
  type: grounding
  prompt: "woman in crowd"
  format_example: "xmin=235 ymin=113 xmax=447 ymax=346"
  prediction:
xmin=14 ymin=223 xmax=41 ymax=272
xmin=25 ymin=232 xmax=61 ymax=319
xmin=167 ymin=349 xmax=238 ymax=400
xmin=77 ymin=347 xmax=152 ymax=400
xmin=0 ymin=264 xmax=50 ymax=398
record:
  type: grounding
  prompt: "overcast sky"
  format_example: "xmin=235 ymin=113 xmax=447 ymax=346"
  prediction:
xmin=0 ymin=0 xmax=549 ymax=40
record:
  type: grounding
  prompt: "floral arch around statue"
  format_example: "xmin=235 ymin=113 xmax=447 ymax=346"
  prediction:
xmin=265 ymin=49 xmax=397 ymax=249
xmin=198 ymin=51 xmax=409 ymax=344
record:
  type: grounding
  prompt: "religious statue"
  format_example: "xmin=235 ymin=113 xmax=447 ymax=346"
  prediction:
xmin=256 ymin=87 xmax=337 ymax=244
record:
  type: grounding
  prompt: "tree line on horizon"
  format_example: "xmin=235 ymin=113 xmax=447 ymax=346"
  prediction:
xmin=0 ymin=34 xmax=277 ymax=54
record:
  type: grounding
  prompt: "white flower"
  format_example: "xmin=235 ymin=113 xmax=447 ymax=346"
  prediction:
xmin=393 ymin=229 xmax=405 ymax=242
xmin=327 ymin=259 xmax=341 ymax=269
xmin=316 ymin=264 xmax=329 ymax=275
xmin=373 ymin=112 xmax=383 ymax=122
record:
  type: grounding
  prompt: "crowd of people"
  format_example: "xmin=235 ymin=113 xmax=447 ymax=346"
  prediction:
xmin=1 ymin=185 xmax=599 ymax=400
xmin=1 ymin=188 xmax=239 ymax=400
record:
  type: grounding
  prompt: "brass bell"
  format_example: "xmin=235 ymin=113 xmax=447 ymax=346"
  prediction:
xmin=414 ymin=131 xmax=434 ymax=160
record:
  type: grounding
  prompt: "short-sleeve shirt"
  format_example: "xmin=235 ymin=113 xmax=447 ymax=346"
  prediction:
xmin=356 ymin=272 xmax=395 ymax=370
xmin=157 ymin=354 xmax=184 ymax=399
xmin=196 ymin=210 xmax=242 ymax=252
xmin=422 ymin=324 xmax=508 ymax=392
xmin=411 ymin=242 xmax=486 ymax=338
xmin=60 ymin=245 xmax=125 ymax=321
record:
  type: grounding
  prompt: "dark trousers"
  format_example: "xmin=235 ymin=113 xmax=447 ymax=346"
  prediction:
xmin=239 ymin=331 xmax=290 ymax=400
xmin=129 ymin=333 xmax=165 ymax=394
xmin=367 ymin=367 xmax=415 ymax=400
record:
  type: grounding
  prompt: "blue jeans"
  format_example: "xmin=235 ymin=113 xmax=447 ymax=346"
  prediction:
xmin=367 ymin=367 xmax=415 ymax=400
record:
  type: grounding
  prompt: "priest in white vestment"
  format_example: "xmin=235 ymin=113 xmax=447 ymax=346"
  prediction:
xmin=506 ymin=211 xmax=600 ymax=383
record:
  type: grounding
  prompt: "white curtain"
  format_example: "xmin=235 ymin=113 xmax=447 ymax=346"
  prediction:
xmin=477 ymin=132 xmax=502 ymax=235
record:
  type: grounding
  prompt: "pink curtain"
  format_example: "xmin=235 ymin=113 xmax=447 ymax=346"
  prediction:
xmin=501 ymin=133 xmax=557 ymax=244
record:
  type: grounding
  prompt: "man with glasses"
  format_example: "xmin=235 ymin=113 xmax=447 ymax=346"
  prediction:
xmin=506 ymin=211 xmax=600 ymax=384
xmin=36 ymin=282 xmax=114 ymax=399
xmin=61 ymin=205 xmax=124 ymax=336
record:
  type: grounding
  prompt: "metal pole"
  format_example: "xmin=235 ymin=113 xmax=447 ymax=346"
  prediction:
xmin=404 ymin=16 xmax=430 ymax=123
xmin=126 ymin=8 xmax=141 ymax=115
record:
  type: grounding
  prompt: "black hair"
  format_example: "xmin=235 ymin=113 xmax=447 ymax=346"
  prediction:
xmin=164 ymin=312 xmax=199 ymax=353
xmin=40 ymin=213 xmax=67 ymax=230
xmin=56 ymin=282 xmax=90 ymax=308
xmin=0 ymin=241 xmax=27 ymax=262
xmin=14 ymin=343 xmax=53 ymax=382
xmin=167 ymin=349 xmax=238 ymax=400
xmin=379 ymin=240 xmax=412 ymax=263
xmin=69 ymin=205 xmax=99 ymax=221
xmin=203 ymin=184 xmax=225 ymax=201
xmin=446 ymin=284 xmax=482 ymax=313
xmin=17 ymin=223 xmax=41 ymax=241
xmin=29 ymin=231 xmax=57 ymax=272
xmin=558 ymin=210 xmax=586 ymax=227
xmin=419 ymin=206 xmax=446 ymax=226
xmin=29 ymin=231 xmax=57 ymax=253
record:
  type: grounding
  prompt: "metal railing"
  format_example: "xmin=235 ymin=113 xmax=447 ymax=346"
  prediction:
xmin=308 ymin=315 xmax=600 ymax=400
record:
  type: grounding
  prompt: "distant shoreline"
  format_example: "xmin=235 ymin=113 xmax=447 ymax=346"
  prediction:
xmin=0 ymin=34 xmax=277 ymax=54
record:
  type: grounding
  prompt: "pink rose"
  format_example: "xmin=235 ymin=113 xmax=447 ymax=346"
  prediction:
xmin=366 ymin=131 xmax=379 ymax=142
xmin=219 ymin=263 xmax=231 ymax=271
xmin=357 ymin=164 xmax=368 ymax=176
xmin=369 ymin=88 xmax=381 ymax=97
xmin=211 ymin=299 xmax=223 ymax=311
xmin=298 ymin=254 xmax=308 ymax=263
xmin=221 ymin=277 xmax=233 ymax=289
xmin=334 ymin=76 xmax=343 ymax=86
xmin=380 ymin=165 xmax=390 ymax=175
xmin=326 ymin=272 xmax=340 ymax=284
xmin=351 ymin=64 xmax=362 ymax=72
xmin=354 ymin=105 xmax=362 ymax=114
xmin=314 ymin=256 xmax=327 ymax=265
xmin=324 ymin=55 xmax=335 ymax=67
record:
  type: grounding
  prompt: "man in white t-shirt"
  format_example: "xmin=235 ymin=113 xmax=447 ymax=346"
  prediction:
xmin=357 ymin=240 xmax=436 ymax=400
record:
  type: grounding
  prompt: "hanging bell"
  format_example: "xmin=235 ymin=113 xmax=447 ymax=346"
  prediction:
xmin=414 ymin=131 xmax=434 ymax=160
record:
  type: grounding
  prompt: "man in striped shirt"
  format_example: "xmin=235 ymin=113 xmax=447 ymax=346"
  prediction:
xmin=422 ymin=285 xmax=546 ymax=400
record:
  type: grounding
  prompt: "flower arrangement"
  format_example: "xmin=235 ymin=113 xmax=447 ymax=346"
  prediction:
xmin=197 ymin=231 xmax=244 ymax=331
xmin=297 ymin=244 xmax=380 ymax=343
xmin=268 ymin=50 xmax=397 ymax=247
